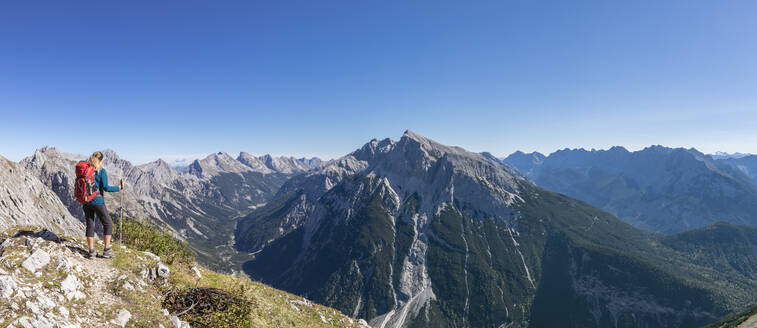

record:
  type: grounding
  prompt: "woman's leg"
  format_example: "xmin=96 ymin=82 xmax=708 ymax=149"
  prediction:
xmin=94 ymin=204 xmax=114 ymax=249
xmin=84 ymin=205 xmax=96 ymax=251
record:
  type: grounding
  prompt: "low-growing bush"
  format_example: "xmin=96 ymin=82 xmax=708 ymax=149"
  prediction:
xmin=113 ymin=217 xmax=194 ymax=264
xmin=163 ymin=287 xmax=252 ymax=328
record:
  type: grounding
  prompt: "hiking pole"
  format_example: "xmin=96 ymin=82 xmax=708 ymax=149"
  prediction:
xmin=120 ymin=178 xmax=124 ymax=255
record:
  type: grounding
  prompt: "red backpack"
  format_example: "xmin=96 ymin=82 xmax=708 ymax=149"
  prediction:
xmin=75 ymin=161 xmax=100 ymax=203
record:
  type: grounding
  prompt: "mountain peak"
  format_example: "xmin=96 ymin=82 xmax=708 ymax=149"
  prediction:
xmin=140 ymin=158 xmax=172 ymax=169
xmin=237 ymin=152 xmax=274 ymax=174
xmin=399 ymin=130 xmax=454 ymax=152
xmin=397 ymin=130 xmax=467 ymax=160
xmin=27 ymin=147 xmax=84 ymax=163
xmin=186 ymin=152 xmax=252 ymax=178
xmin=712 ymin=151 xmax=753 ymax=160
xmin=402 ymin=129 xmax=424 ymax=140
xmin=255 ymin=154 xmax=319 ymax=174
xmin=137 ymin=159 xmax=178 ymax=180
xmin=208 ymin=151 xmax=232 ymax=159
xmin=35 ymin=146 xmax=60 ymax=155
xmin=155 ymin=158 xmax=170 ymax=167
xmin=608 ymin=146 xmax=629 ymax=153
xmin=100 ymin=149 xmax=121 ymax=161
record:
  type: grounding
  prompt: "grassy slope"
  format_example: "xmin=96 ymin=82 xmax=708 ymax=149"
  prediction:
xmin=703 ymin=305 xmax=757 ymax=328
xmin=0 ymin=223 xmax=366 ymax=328
xmin=111 ymin=248 xmax=368 ymax=328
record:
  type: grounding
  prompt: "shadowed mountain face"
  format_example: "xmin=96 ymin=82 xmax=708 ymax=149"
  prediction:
xmin=503 ymin=146 xmax=757 ymax=234
xmin=717 ymin=155 xmax=757 ymax=182
xmin=17 ymin=147 xmax=320 ymax=272
xmin=236 ymin=132 xmax=757 ymax=328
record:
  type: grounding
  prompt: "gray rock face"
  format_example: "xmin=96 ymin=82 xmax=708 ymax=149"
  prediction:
xmin=21 ymin=249 xmax=51 ymax=273
xmin=0 ymin=154 xmax=83 ymax=236
xmin=237 ymin=131 xmax=526 ymax=252
xmin=186 ymin=152 xmax=254 ymax=178
xmin=18 ymin=147 xmax=88 ymax=220
xmin=0 ymin=275 xmax=17 ymax=297
xmin=257 ymin=154 xmax=321 ymax=174
xmin=190 ymin=151 xmax=321 ymax=177
xmin=16 ymin=147 xmax=311 ymax=270
xmin=20 ymin=147 xmax=183 ymax=226
xmin=60 ymin=274 xmax=84 ymax=300
xmin=238 ymin=130 xmax=531 ymax=327
xmin=237 ymin=152 xmax=275 ymax=174
xmin=237 ymin=131 xmax=757 ymax=328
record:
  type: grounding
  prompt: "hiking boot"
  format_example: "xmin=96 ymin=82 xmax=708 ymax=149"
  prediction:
xmin=101 ymin=247 xmax=115 ymax=258
xmin=85 ymin=249 xmax=96 ymax=259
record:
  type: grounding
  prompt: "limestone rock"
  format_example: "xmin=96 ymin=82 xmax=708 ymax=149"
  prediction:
xmin=170 ymin=315 xmax=190 ymax=328
xmin=112 ymin=309 xmax=131 ymax=327
xmin=142 ymin=251 xmax=160 ymax=261
xmin=0 ymin=275 xmax=17 ymax=297
xmin=60 ymin=274 xmax=84 ymax=300
xmin=157 ymin=263 xmax=170 ymax=278
xmin=21 ymin=249 xmax=51 ymax=272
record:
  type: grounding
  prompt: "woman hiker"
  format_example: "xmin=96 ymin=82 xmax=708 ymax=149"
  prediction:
xmin=83 ymin=151 xmax=123 ymax=258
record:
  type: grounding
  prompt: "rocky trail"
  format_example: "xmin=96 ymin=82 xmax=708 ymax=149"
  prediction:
xmin=0 ymin=226 xmax=371 ymax=328
xmin=0 ymin=228 xmax=188 ymax=328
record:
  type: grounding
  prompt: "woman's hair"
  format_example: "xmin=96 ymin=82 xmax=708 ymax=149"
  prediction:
xmin=89 ymin=151 xmax=104 ymax=171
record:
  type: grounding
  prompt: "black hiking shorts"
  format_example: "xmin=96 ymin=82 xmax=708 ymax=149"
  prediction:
xmin=83 ymin=204 xmax=113 ymax=237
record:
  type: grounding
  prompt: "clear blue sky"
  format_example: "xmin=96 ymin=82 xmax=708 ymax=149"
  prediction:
xmin=2 ymin=0 xmax=756 ymax=164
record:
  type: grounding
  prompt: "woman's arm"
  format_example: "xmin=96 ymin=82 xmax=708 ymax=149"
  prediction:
xmin=100 ymin=169 xmax=121 ymax=192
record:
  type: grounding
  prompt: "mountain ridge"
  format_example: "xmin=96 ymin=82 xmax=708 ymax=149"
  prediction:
xmin=236 ymin=132 xmax=757 ymax=328
xmin=503 ymin=145 xmax=757 ymax=233
xmin=11 ymin=146 xmax=322 ymax=272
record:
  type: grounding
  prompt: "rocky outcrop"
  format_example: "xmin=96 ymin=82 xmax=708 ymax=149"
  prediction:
xmin=0 ymin=228 xmax=196 ymax=327
xmin=16 ymin=147 xmax=305 ymax=271
xmin=258 ymin=154 xmax=321 ymax=174
xmin=0 ymin=154 xmax=82 ymax=236
xmin=0 ymin=226 xmax=371 ymax=328
xmin=186 ymin=152 xmax=255 ymax=178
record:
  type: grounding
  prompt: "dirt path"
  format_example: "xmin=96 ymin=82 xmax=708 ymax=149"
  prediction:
xmin=64 ymin=241 xmax=126 ymax=326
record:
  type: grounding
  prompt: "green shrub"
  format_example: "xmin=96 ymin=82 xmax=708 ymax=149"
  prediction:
xmin=113 ymin=217 xmax=194 ymax=265
xmin=703 ymin=304 xmax=757 ymax=328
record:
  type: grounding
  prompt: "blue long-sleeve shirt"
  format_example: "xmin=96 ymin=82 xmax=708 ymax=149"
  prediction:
xmin=89 ymin=168 xmax=120 ymax=205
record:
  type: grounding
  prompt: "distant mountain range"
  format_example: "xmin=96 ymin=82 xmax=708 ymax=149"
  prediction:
xmin=710 ymin=151 xmax=754 ymax=160
xmin=235 ymin=131 xmax=757 ymax=328
xmin=3 ymin=135 xmax=757 ymax=327
xmin=503 ymin=146 xmax=757 ymax=234
xmin=718 ymin=154 xmax=757 ymax=182
xmin=10 ymin=146 xmax=321 ymax=272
